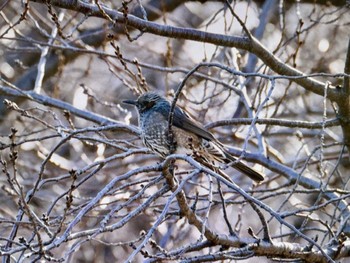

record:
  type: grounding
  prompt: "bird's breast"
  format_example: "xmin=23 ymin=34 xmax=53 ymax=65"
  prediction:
xmin=140 ymin=111 xmax=170 ymax=157
xmin=139 ymin=111 xmax=223 ymax=160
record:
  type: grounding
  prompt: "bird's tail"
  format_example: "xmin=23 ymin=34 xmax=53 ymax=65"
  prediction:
xmin=223 ymin=150 xmax=265 ymax=182
xmin=217 ymin=169 xmax=234 ymax=183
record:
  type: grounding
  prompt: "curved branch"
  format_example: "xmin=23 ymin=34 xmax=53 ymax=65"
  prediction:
xmin=0 ymin=84 xmax=139 ymax=133
xmin=29 ymin=0 xmax=341 ymax=101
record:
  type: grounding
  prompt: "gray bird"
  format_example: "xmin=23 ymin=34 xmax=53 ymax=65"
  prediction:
xmin=123 ymin=92 xmax=264 ymax=182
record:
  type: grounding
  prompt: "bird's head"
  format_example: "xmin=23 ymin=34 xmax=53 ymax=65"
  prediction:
xmin=123 ymin=92 xmax=167 ymax=114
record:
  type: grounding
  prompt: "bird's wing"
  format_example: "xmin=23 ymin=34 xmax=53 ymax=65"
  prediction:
xmin=172 ymin=106 xmax=216 ymax=141
xmin=153 ymin=101 xmax=215 ymax=140
xmin=156 ymin=102 xmax=265 ymax=182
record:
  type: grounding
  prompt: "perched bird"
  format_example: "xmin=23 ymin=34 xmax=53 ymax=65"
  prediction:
xmin=123 ymin=92 xmax=264 ymax=182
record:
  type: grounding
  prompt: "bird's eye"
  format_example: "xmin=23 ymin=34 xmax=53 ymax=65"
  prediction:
xmin=139 ymin=100 xmax=155 ymax=111
xmin=145 ymin=100 xmax=155 ymax=109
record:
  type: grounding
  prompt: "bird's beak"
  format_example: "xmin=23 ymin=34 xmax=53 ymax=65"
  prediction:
xmin=122 ymin=99 xmax=137 ymax=106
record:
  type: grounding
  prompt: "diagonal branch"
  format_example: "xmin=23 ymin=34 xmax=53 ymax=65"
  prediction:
xmin=29 ymin=0 xmax=341 ymax=101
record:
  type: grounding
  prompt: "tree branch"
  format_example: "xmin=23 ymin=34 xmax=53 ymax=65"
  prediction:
xmin=0 ymin=85 xmax=138 ymax=133
xmin=28 ymin=0 xmax=341 ymax=101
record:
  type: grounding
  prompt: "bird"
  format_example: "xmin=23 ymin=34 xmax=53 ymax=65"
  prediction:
xmin=123 ymin=92 xmax=264 ymax=182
